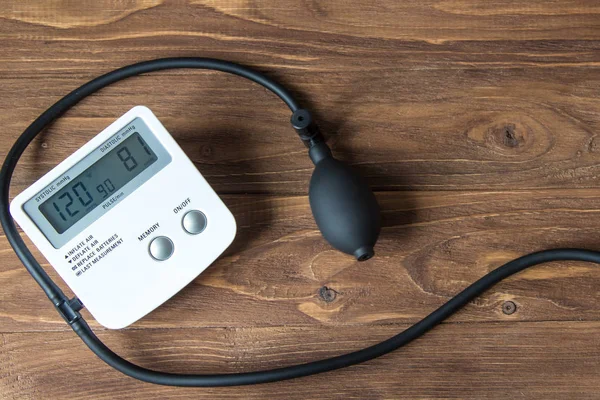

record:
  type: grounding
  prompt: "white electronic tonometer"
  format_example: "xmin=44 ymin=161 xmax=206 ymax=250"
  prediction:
xmin=10 ymin=106 xmax=237 ymax=329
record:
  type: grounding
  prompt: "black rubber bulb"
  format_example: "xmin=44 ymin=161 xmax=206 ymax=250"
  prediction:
xmin=308 ymin=142 xmax=381 ymax=260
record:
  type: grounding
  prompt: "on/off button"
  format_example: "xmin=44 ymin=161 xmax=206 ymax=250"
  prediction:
xmin=182 ymin=210 xmax=207 ymax=235
xmin=149 ymin=236 xmax=174 ymax=261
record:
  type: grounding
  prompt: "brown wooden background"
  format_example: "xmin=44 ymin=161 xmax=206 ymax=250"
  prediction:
xmin=1 ymin=1 xmax=600 ymax=398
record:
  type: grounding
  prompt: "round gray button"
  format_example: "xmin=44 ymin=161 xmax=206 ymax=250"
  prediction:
xmin=182 ymin=210 xmax=207 ymax=235
xmin=149 ymin=236 xmax=174 ymax=261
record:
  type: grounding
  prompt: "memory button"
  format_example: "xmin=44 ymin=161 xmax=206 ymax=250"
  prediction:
xmin=149 ymin=236 xmax=174 ymax=261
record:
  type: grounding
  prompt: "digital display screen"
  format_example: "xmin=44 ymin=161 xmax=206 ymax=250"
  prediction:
xmin=39 ymin=133 xmax=157 ymax=233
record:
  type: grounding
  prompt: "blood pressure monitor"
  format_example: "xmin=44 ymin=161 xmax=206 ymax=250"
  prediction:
xmin=10 ymin=106 xmax=237 ymax=329
xmin=6 ymin=58 xmax=580 ymax=387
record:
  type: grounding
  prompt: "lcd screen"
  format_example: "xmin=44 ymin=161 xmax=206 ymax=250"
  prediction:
xmin=39 ymin=133 xmax=157 ymax=233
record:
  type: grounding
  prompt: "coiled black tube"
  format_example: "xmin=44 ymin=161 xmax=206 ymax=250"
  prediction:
xmin=1 ymin=58 xmax=598 ymax=387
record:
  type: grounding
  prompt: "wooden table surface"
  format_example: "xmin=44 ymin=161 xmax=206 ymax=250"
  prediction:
xmin=1 ymin=1 xmax=600 ymax=399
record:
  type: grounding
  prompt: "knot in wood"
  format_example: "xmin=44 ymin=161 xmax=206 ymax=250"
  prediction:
xmin=318 ymin=286 xmax=337 ymax=303
xmin=502 ymin=301 xmax=517 ymax=315
xmin=489 ymin=123 xmax=524 ymax=149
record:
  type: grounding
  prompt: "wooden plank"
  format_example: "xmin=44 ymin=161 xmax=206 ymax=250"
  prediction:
xmin=2 ymin=189 xmax=600 ymax=332
xmin=0 ymin=64 xmax=598 ymax=195
xmin=1 ymin=322 xmax=599 ymax=399
xmin=0 ymin=1 xmax=599 ymax=42
xmin=3 ymin=61 xmax=600 ymax=195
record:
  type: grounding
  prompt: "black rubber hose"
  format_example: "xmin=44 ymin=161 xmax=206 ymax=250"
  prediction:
xmin=1 ymin=58 xmax=599 ymax=387
xmin=69 ymin=248 xmax=600 ymax=386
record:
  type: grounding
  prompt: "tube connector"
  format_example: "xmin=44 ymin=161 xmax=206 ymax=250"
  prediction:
xmin=291 ymin=109 xmax=325 ymax=148
xmin=55 ymin=297 xmax=83 ymax=325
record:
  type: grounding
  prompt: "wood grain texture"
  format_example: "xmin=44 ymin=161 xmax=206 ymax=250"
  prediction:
xmin=1 ymin=0 xmax=600 ymax=398
xmin=4 ymin=190 xmax=600 ymax=333
xmin=2 ymin=322 xmax=600 ymax=399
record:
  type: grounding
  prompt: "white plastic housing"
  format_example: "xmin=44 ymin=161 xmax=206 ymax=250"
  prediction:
xmin=10 ymin=106 xmax=236 ymax=329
